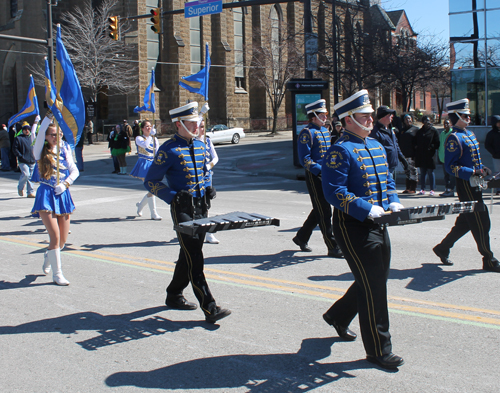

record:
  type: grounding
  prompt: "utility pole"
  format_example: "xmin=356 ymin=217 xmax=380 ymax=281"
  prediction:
xmin=332 ymin=0 xmax=338 ymax=104
xmin=46 ymin=0 xmax=55 ymax=79
xmin=304 ymin=0 xmax=313 ymax=79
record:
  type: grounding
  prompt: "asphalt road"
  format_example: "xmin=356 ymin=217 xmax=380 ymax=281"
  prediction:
xmin=1 ymin=132 xmax=499 ymax=392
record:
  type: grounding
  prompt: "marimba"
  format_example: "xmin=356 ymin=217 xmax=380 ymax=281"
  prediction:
xmin=174 ymin=211 xmax=280 ymax=236
xmin=373 ymin=201 xmax=476 ymax=226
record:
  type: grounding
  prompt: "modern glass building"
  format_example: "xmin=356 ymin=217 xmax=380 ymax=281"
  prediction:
xmin=450 ymin=0 xmax=500 ymax=126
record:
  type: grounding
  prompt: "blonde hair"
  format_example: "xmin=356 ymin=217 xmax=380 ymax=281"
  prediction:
xmin=39 ymin=124 xmax=57 ymax=180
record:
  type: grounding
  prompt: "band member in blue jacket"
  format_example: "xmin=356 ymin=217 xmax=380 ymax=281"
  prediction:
xmin=321 ymin=90 xmax=405 ymax=370
xmin=433 ymin=99 xmax=499 ymax=272
xmin=144 ymin=102 xmax=231 ymax=323
xmin=293 ymin=99 xmax=343 ymax=258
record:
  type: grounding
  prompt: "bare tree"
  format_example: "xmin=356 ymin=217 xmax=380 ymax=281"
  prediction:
xmin=426 ymin=66 xmax=451 ymax=123
xmin=30 ymin=0 xmax=137 ymax=103
xmin=250 ymin=23 xmax=302 ymax=134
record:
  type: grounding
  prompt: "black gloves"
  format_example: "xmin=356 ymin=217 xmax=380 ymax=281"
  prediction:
xmin=174 ymin=189 xmax=192 ymax=205
xmin=206 ymin=186 xmax=217 ymax=200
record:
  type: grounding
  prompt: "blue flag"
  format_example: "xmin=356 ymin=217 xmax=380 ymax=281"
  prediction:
xmin=55 ymin=24 xmax=85 ymax=149
xmin=8 ymin=75 xmax=40 ymax=129
xmin=134 ymin=69 xmax=155 ymax=113
xmin=45 ymin=58 xmax=67 ymax=141
xmin=179 ymin=43 xmax=210 ymax=100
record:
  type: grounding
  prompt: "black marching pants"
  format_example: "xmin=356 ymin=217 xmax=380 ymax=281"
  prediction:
xmin=296 ymin=170 xmax=337 ymax=250
xmin=325 ymin=210 xmax=392 ymax=357
xmin=167 ymin=197 xmax=215 ymax=313
xmin=437 ymin=178 xmax=494 ymax=264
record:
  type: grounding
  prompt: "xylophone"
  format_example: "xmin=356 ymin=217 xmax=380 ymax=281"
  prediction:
xmin=373 ymin=201 xmax=477 ymax=226
xmin=174 ymin=211 xmax=280 ymax=236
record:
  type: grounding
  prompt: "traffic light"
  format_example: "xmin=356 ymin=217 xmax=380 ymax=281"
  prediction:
xmin=150 ymin=8 xmax=161 ymax=34
xmin=108 ymin=16 xmax=119 ymax=41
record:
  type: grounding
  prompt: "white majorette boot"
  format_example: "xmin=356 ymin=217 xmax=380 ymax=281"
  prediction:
xmin=205 ymin=233 xmax=220 ymax=244
xmin=48 ymin=248 xmax=70 ymax=286
xmin=43 ymin=250 xmax=50 ymax=274
xmin=147 ymin=195 xmax=162 ymax=220
xmin=44 ymin=243 xmax=65 ymax=274
xmin=136 ymin=194 xmax=148 ymax=217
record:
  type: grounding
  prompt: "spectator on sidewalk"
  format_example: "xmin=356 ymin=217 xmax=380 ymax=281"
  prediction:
xmin=9 ymin=124 xmax=18 ymax=171
xmin=85 ymin=119 xmax=94 ymax=145
xmin=132 ymin=120 xmax=140 ymax=154
xmin=370 ymin=106 xmax=409 ymax=178
xmin=414 ymin=116 xmax=439 ymax=196
xmin=438 ymin=120 xmax=456 ymax=197
xmin=397 ymin=114 xmax=419 ymax=193
xmin=75 ymin=131 xmax=84 ymax=172
xmin=0 ymin=124 xmax=11 ymax=171
xmin=107 ymin=125 xmax=120 ymax=174
xmin=485 ymin=115 xmax=500 ymax=173
xmin=12 ymin=121 xmax=36 ymax=197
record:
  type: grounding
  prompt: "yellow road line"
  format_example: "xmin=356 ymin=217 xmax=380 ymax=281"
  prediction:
xmin=2 ymin=235 xmax=500 ymax=327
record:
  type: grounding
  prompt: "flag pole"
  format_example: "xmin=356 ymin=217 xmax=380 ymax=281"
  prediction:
xmin=54 ymin=118 xmax=60 ymax=185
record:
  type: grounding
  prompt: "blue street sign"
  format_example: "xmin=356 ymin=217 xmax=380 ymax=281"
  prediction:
xmin=185 ymin=0 xmax=223 ymax=18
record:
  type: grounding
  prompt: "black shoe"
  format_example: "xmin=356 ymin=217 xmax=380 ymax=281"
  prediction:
xmin=293 ymin=236 xmax=312 ymax=252
xmin=165 ymin=296 xmax=197 ymax=310
xmin=483 ymin=257 xmax=500 ymax=272
xmin=205 ymin=306 xmax=231 ymax=324
xmin=439 ymin=190 xmax=455 ymax=197
xmin=323 ymin=313 xmax=357 ymax=341
xmin=112 ymin=170 xmax=119 ymax=174
xmin=328 ymin=246 xmax=344 ymax=259
xmin=366 ymin=353 xmax=404 ymax=370
xmin=433 ymin=245 xmax=453 ymax=265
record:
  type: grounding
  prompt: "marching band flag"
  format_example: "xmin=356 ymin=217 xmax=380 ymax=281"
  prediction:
xmin=54 ymin=24 xmax=85 ymax=148
xmin=8 ymin=75 xmax=40 ymax=129
xmin=179 ymin=42 xmax=210 ymax=100
xmin=134 ymin=69 xmax=155 ymax=113
xmin=44 ymin=58 xmax=57 ymax=109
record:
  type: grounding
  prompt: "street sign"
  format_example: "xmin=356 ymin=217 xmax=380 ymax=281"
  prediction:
xmin=185 ymin=0 xmax=222 ymax=19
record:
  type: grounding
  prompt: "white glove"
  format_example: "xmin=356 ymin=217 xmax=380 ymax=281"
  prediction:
xmin=469 ymin=175 xmax=485 ymax=188
xmin=34 ymin=115 xmax=41 ymax=123
xmin=54 ymin=183 xmax=67 ymax=195
xmin=150 ymin=128 xmax=157 ymax=136
xmin=388 ymin=202 xmax=404 ymax=212
xmin=368 ymin=205 xmax=386 ymax=219
xmin=200 ymin=102 xmax=210 ymax=115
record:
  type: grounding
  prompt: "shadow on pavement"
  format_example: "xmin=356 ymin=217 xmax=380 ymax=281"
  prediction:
xmin=104 ymin=336 xmax=393 ymax=391
xmin=308 ymin=263 xmax=484 ymax=292
xmin=0 ymin=306 xmax=218 ymax=350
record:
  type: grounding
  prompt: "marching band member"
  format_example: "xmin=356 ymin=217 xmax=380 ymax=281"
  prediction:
xmin=321 ymin=90 xmax=405 ymax=370
xmin=293 ymin=99 xmax=343 ymax=258
xmin=197 ymin=103 xmax=220 ymax=244
xmin=144 ymin=102 xmax=230 ymax=323
xmin=433 ymin=99 xmax=499 ymax=272
xmin=130 ymin=120 xmax=161 ymax=220
xmin=31 ymin=113 xmax=79 ymax=285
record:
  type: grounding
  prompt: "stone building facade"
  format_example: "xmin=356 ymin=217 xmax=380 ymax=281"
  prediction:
xmin=2 ymin=1 xmax=416 ymax=133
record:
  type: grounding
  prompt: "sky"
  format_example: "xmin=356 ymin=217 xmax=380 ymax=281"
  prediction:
xmin=380 ymin=0 xmax=450 ymax=44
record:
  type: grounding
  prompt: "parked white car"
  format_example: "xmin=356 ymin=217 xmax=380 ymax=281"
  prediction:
xmin=205 ymin=124 xmax=245 ymax=144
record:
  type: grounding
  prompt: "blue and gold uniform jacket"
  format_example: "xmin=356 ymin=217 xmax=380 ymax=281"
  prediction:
xmin=297 ymin=123 xmax=331 ymax=176
xmin=322 ymin=130 xmax=400 ymax=222
xmin=444 ymin=127 xmax=484 ymax=181
xmin=144 ymin=134 xmax=210 ymax=204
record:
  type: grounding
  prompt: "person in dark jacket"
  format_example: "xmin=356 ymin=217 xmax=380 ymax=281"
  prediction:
xmin=370 ymin=106 xmax=408 ymax=178
xmin=397 ymin=114 xmax=419 ymax=193
xmin=12 ymin=121 xmax=36 ymax=197
xmin=107 ymin=125 xmax=120 ymax=173
xmin=9 ymin=124 xmax=19 ymax=171
xmin=111 ymin=123 xmax=131 ymax=175
xmin=485 ymin=115 xmax=500 ymax=174
xmin=413 ymin=116 xmax=440 ymax=195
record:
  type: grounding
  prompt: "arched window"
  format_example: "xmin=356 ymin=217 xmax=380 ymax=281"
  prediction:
xmin=190 ymin=16 xmax=202 ymax=74
xmin=270 ymin=5 xmax=283 ymax=81
xmin=234 ymin=4 xmax=245 ymax=89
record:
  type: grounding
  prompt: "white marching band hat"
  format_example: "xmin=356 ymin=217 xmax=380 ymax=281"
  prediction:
xmin=305 ymin=99 xmax=327 ymax=114
xmin=446 ymin=98 xmax=470 ymax=115
xmin=333 ymin=89 xmax=373 ymax=119
xmin=169 ymin=102 xmax=199 ymax=122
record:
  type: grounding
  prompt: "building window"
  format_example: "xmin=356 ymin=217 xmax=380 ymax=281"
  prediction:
xmin=419 ymin=90 xmax=425 ymax=110
xmin=190 ymin=16 xmax=202 ymax=74
xmin=270 ymin=5 xmax=282 ymax=82
xmin=234 ymin=5 xmax=245 ymax=89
